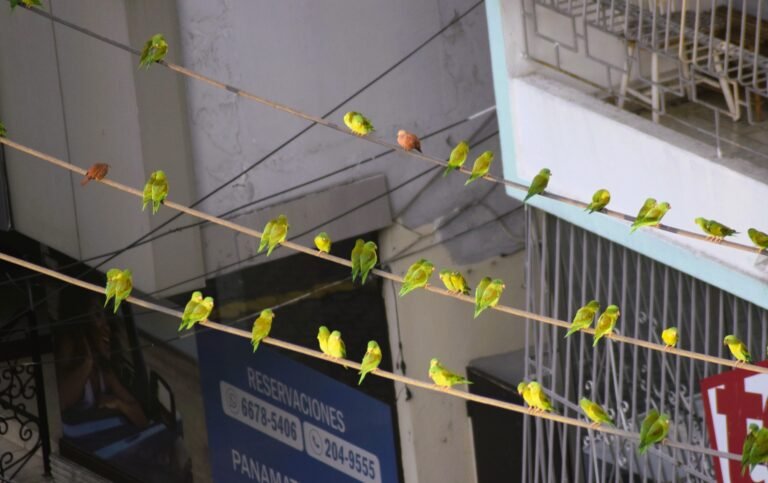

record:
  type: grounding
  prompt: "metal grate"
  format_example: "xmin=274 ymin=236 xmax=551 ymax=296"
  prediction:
xmin=522 ymin=208 xmax=768 ymax=482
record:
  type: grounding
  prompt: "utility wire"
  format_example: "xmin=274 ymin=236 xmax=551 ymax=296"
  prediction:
xmin=3 ymin=136 xmax=767 ymax=377
xmin=17 ymin=2 xmax=760 ymax=256
xmin=0 ymin=249 xmax=743 ymax=464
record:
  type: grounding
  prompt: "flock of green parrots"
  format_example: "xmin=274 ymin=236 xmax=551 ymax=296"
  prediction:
xmin=0 ymin=22 xmax=762 ymax=465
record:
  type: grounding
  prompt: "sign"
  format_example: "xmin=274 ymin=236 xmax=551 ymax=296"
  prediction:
xmin=197 ymin=329 xmax=399 ymax=483
xmin=701 ymin=360 xmax=768 ymax=482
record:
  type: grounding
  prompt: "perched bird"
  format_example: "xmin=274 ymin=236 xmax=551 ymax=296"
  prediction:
xmin=694 ymin=217 xmax=737 ymax=242
xmin=112 ymin=269 xmax=133 ymax=314
xmin=746 ymin=426 xmax=768 ymax=475
xmin=439 ymin=269 xmax=470 ymax=295
xmin=397 ymin=130 xmax=421 ymax=152
xmin=350 ymin=239 xmax=365 ymax=282
xmin=527 ymin=382 xmax=554 ymax=413
xmin=399 ymin=259 xmax=435 ymax=297
xmin=523 ymin=168 xmax=552 ymax=203
xmin=314 ymin=232 xmax=331 ymax=254
xmin=142 ymin=170 xmax=168 ymax=215
xmin=580 ymin=398 xmax=614 ymax=427
xmin=343 ymin=112 xmax=374 ymax=136
xmin=429 ymin=358 xmax=472 ymax=388
xmin=250 ymin=309 xmax=274 ymax=352
xmin=81 ymin=163 xmax=110 ymax=186
xmin=661 ymin=327 xmax=678 ymax=349
xmin=465 ymin=151 xmax=494 ymax=186
xmin=585 ymin=189 xmax=611 ymax=214
xmin=259 ymin=219 xmax=274 ymax=254
xmin=327 ymin=330 xmax=346 ymax=359
xmin=638 ymin=409 xmax=670 ymax=454
xmin=103 ymin=269 xmax=122 ymax=309
xmin=9 ymin=0 xmax=41 ymax=10
xmin=724 ymin=334 xmax=751 ymax=364
xmin=593 ymin=305 xmax=620 ymax=346
xmin=0 ymin=122 xmax=6 ymax=137
xmin=474 ymin=278 xmax=505 ymax=319
xmin=317 ymin=326 xmax=331 ymax=355
xmin=263 ymin=214 xmax=288 ymax=256
xmin=358 ymin=241 xmax=378 ymax=285
xmin=444 ymin=141 xmax=469 ymax=177
xmin=178 ymin=291 xmax=214 ymax=331
xmin=742 ymin=423 xmax=760 ymax=475
xmin=565 ymin=300 xmax=600 ymax=338
xmin=517 ymin=382 xmax=538 ymax=411
xmin=630 ymin=201 xmax=671 ymax=233
xmin=358 ymin=340 xmax=382 ymax=385
xmin=139 ymin=34 xmax=168 ymax=69
xmin=748 ymin=228 xmax=768 ymax=253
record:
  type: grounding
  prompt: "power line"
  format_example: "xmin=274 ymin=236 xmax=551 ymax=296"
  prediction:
xmin=19 ymin=2 xmax=761 ymax=256
xmin=0 ymin=249 xmax=742 ymax=464
xmin=3 ymin=136 xmax=766 ymax=377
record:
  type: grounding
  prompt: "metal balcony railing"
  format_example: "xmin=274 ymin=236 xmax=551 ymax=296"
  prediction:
xmin=521 ymin=0 xmax=768 ymax=162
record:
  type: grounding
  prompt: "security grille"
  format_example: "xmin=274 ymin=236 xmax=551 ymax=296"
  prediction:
xmin=523 ymin=208 xmax=768 ymax=482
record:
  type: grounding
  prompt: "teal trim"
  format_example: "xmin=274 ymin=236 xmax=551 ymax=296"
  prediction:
xmin=484 ymin=3 xmax=768 ymax=309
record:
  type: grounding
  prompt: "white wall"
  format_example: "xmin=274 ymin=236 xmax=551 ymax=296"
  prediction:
xmin=380 ymin=223 xmax=527 ymax=483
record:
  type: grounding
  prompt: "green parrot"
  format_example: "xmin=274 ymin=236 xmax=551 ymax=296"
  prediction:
xmin=742 ymin=423 xmax=760 ymax=475
xmin=527 ymin=382 xmax=554 ymax=413
xmin=724 ymin=334 xmax=751 ymax=363
xmin=429 ymin=358 xmax=472 ymax=388
xmin=259 ymin=219 xmax=274 ymax=254
xmin=112 ymin=269 xmax=133 ymax=313
xmin=358 ymin=241 xmax=378 ymax=285
xmin=748 ymin=228 xmax=768 ymax=253
xmin=585 ymin=189 xmax=611 ymax=214
xmin=580 ymin=398 xmax=614 ymax=427
xmin=444 ymin=141 xmax=469 ymax=176
xmin=250 ymin=309 xmax=274 ymax=352
xmin=0 ymin=122 xmax=6 ymax=137
xmin=634 ymin=197 xmax=657 ymax=220
xmin=399 ymin=259 xmax=435 ymax=296
xmin=694 ymin=217 xmax=738 ymax=241
xmin=630 ymin=201 xmax=671 ymax=233
xmin=593 ymin=304 xmax=620 ymax=346
xmin=523 ymin=168 xmax=552 ymax=203
xmin=638 ymin=409 xmax=670 ymax=454
xmin=9 ymin=0 xmax=41 ymax=10
xmin=343 ymin=112 xmax=374 ymax=136
xmin=517 ymin=381 xmax=537 ymax=410
xmin=474 ymin=278 xmax=505 ymax=319
xmin=142 ymin=170 xmax=168 ymax=215
xmin=464 ymin=151 xmax=494 ymax=186
xmin=104 ymin=268 xmax=122 ymax=309
xmin=747 ymin=427 xmax=768 ymax=474
xmin=317 ymin=326 xmax=331 ymax=355
xmin=265 ymin=214 xmax=289 ymax=256
xmin=439 ymin=269 xmax=470 ymax=295
xmin=314 ymin=232 xmax=331 ymax=253
xmin=350 ymin=239 xmax=365 ymax=282
xmin=178 ymin=291 xmax=214 ymax=331
xmin=565 ymin=300 xmax=600 ymax=338
xmin=327 ymin=330 xmax=346 ymax=359
xmin=139 ymin=34 xmax=168 ymax=69
xmin=358 ymin=340 xmax=382 ymax=385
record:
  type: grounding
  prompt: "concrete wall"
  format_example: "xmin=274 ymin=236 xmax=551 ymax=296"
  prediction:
xmin=380 ymin=223 xmax=527 ymax=483
xmin=0 ymin=1 xmax=203 ymax=296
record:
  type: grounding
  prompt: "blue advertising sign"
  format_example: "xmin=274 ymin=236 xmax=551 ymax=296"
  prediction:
xmin=197 ymin=329 xmax=399 ymax=483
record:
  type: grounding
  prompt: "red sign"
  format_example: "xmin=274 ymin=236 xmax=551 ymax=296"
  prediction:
xmin=701 ymin=361 xmax=768 ymax=482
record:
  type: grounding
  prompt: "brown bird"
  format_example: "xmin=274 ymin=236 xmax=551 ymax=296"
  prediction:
xmin=81 ymin=163 xmax=110 ymax=186
xmin=397 ymin=130 xmax=421 ymax=153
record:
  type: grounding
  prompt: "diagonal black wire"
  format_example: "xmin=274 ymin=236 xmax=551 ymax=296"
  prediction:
xmin=1 ymin=1 xmax=485 ymax=328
